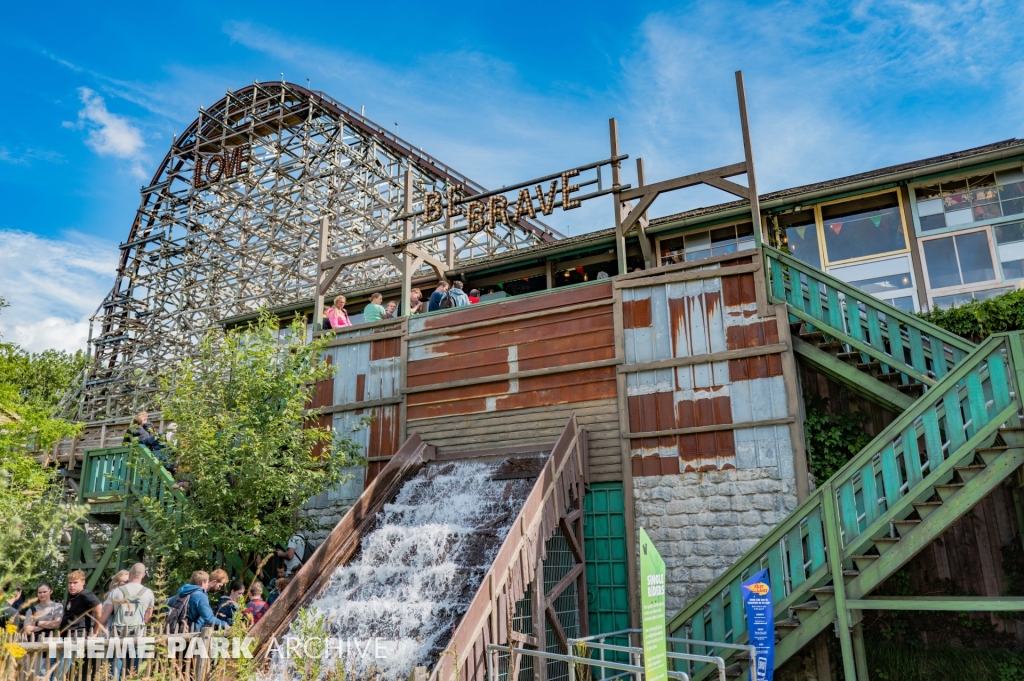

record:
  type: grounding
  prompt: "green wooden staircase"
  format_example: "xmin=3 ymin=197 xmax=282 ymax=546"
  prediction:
xmin=68 ymin=444 xmax=255 ymax=591
xmin=665 ymin=247 xmax=1024 ymax=680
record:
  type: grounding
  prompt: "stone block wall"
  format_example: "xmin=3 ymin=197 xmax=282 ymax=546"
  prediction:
xmin=633 ymin=466 xmax=798 ymax=614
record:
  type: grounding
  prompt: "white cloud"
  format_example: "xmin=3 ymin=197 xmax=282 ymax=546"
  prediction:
xmin=0 ymin=229 xmax=116 ymax=353
xmin=64 ymin=87 xmax=147 ymax=177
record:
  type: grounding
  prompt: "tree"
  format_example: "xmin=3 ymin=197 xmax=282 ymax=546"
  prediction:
xmin=136 ymin=310 xmax=364 ymax=581
xmin=0 ymin=297 xmax=86 ymax=591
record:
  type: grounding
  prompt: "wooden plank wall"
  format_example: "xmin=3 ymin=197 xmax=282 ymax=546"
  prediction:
xmin=404 ymin=282 xmax=622 ymax=480
xmin=798 ymin=361 xmax=897 ymax=439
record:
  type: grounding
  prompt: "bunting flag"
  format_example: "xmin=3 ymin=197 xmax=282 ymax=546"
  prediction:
xmin=870 ymin=215 xmax=882 ymax=228
xmin=795 ymin=225 xmax=808 ymax=239
xmin=830 ymin=222 xmax=844 ymax=235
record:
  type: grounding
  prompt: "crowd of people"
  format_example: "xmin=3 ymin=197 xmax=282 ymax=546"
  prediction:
xmin=321 ymin=277 xmax=483 ymax=330
xmin=2 ymin=535 xmax=312 ymax=645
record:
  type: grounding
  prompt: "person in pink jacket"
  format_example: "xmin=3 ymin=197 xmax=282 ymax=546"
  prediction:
xmin=325 ymin=295 xmax=351 ymax=329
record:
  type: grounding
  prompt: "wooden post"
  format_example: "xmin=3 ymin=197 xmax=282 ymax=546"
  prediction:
xmin=445 ymin=213 xmax=455 ymax=270
xmin=401 ymin=169 xmax=414 ymax=317
xmin=775 ymin=303 xmax=810 ymax=501
xmin=636 ymin=157 xmax=652 ymax=269
xmin=610 ymin=119 xmax=627 ymax=275
xmin=313 ymin=216 xmax=329 ymax=327
xmin=532 ymin=552 xmax=548 ymax=681
xmin=735 ymin=71 xmax=763 ymax=248
xmin=545 ymin=259 xmax=554 ymax=289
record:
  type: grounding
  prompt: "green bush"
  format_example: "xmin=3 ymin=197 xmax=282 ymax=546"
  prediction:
xmin=802 ymin=395 xmax=872 ymax=484
xmin=918 ymin=288 xmax=1024 ymax=341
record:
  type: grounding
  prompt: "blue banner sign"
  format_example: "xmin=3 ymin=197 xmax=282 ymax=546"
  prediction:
xmin=741 ymin=569 xmax=775 ymax=681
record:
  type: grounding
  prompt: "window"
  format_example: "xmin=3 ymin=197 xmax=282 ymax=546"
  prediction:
xmin=829 ymin=255 xmax=917 ymax=312
xmin=922 ymin=231 xmax=996 ymax=289
xmin=932 ymin=287 xmax=1013 ymax=310
xmin=915 ymin=169 xmax=1024 ymax=232
xmin=658 ymin=222 xmax=755 ymax=265
xmin=777 ymin=211 xmax=820 ymax=268
xmin=821 ymin=192 xmax=906 ymax=263
xmin=994 ymin=221 xmax=1024 ymax=280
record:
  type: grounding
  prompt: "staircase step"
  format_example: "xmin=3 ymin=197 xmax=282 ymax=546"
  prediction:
xmin=977 ymin=447 xmax=1008 ymax=465
xmin=775 ymin=618 xmax=801 ymax=638
xmin=843 ymin=569 xmax=860 ymax=582
xmin=856 ymin=361 xmax=882 ymax=375
xmin=913 ymin=501 xmax=943 ymax=519
xmin=893 ymin=519 xmax=921 ymax=535
xmin=725 ymin=663 xmax=743 ymax=678
xmin=896 ymin=383 xmax=924 ymax=395
xmin=810 ymin=586 xmax=835 ymax=602
xmin=837 ymin=352 xmax=861 ymax=363
xmin=852 ymin=554 xmax=880 ymax=571
xmin=872 ymin=537 xmax=900 ymax=553
xmin=799 ymin=331 xmax=825 ymax=343
xmin=935 ymin=483 xmax=964 ymax=501
xmin=791 ymin=601 xmax=820 ymax=623
xmin=999 ymin=427 xmax=1024 ymax=447
xmin=876 ymin=371 xmax=903 ymax=383
xmin=818 ymin=340 xmax=844 ymax=351
xmin=954 ymin=465 xmax=986 ymax=483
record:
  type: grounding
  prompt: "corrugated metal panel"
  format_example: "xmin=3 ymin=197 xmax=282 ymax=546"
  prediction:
xmin=320 ymin=324 xmax=403 ymax=488
xmin=622 ymin=261 xmax=794 ymax=476
xmin=406 ymin=282 xmax=616 ymax=421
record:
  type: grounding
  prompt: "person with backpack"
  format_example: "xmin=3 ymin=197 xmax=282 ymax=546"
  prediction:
xmin=100 ymin=563 xmax=154 ymax=636
xmin=166 ymin=571 xmax=229 ymax=633
xmin=214 ymin=581 xmax=245 ymax=627
xmin=427 ymin=282 xmax=449 ymax=312
xmin=448 ymin=280 xmax=470 ymax=307
xmin=275 ymin=533 xmax=314 ymax=576
xmin=100 ymin=563 xmax=154 ymax=679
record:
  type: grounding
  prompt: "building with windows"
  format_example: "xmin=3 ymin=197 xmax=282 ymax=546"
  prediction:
xmin=649 ymin=138 xmax=1024 ymax=312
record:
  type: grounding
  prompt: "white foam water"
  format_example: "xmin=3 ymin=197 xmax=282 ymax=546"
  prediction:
xmin=272 ymin=458 xmax=536 ymax=680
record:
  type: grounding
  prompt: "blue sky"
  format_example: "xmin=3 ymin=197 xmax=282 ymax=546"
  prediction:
xmin=1 ymin=0 xmax=1022 ymax=351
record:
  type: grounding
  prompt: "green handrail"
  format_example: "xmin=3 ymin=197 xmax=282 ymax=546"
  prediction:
xmin=763 ymin=245 xmax=975 ymax=387
xmin=667 ymin=330 xmax=1022 ymax=677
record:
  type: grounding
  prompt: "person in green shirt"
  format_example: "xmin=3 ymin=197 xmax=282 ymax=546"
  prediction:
xmin=363 ymin=292 xmax=387 ymax=322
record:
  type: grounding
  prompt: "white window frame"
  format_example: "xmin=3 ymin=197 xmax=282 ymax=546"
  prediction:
xmin=655 ymin=219 xmax=756 ymax=267
xmin=918 ymin=225 xmax=1011 ymax=308
xmin=909 ymin=163 xmax=1024 ymax=238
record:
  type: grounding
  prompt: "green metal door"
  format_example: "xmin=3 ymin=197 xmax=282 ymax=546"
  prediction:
xmin=584 ymin=482 xmax=631 ymax=637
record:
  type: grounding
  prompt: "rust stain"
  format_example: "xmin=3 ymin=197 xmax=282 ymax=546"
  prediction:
xmin=722 ymin=272 xmax=757 ymax=307
xmin=370 ymin=337 xmax=401 ymax=361
xmin=407 ymin=347 xmax=511 ymax=387
xmin=668 ymin=296 xmax=686 ymax=357
xmin=406 ymin=381 xmax=512 ymax=407
xmin=407 ymin=397 xmax=492 ymax=420
xmin=355 ymin=374 xmax=366 ymax=403
xmin=628 ymin=392 xmax=676 ymax=451
xmin=631 ymin=455 xmax=681 ymax=477
xmin=420 ymin=280 xmax=612 ymax=330
xmin=516 ymin=366 xmax=616 ymax=393
xmin=622 ymin=298 xmax=653 ymax=329
xmin=496 ymin=379 xmax=617 ymax=412
xmin=518 ymin=343 xmax=615 ymax=372
xmin=368 ymin=406 xmax=400 ymax=457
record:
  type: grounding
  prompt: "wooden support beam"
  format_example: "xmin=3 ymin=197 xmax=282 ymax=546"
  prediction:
xmin=545 ymin=563 xmax=585 ymax=605
xmin=402 ymin=357 xmax=622 ymax=395
xmin=545 ymin=604 xmax=570 ymax=652
xmin=618 ymin=343 xmax=787 ymax=374
xmin=614 ymin=262 xmax=760 ymax=289
xmin=610 ymin=118 xmax=627 ymax=275
xmin=314 ymin=396 xmax=403 ymax=416
xmin=846 ymin=597 xmax=1024 ymax=611
xmin=625 ymin=417 xmax=795 ymax=440
xmin=735 ymin=71 xmax=763 ymax=247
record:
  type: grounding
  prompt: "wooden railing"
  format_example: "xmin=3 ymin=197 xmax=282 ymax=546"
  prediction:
xmin=666 ymin=331 xmax=1024 ymax=678
xmin=763 ymin=245 xmax=975 ymax=387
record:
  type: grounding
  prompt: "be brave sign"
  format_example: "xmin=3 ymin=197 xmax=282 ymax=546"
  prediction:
xmin=193 ymin=145 xmax=250 ymax=189
xmin=423 ymin=169 xmax=582 ymax=234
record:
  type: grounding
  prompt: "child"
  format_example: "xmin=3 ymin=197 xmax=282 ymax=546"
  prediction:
xmin=242 ymin=582 xmax=268 ymax=624
xmin=215 ymin=581 xmax=245 ymax=626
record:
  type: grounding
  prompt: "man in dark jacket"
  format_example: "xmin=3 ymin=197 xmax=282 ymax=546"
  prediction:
xmin=168 ymin=571 xmax=229 ymax=631
xmin=427 ymin=282 xmax=449 ymax=312
xmin=122 ymin=412 xmax=159 ymax=448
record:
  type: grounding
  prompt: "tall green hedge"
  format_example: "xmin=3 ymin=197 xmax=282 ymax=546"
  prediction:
xmin=918 ymin=288 xmax=1024 ymax=342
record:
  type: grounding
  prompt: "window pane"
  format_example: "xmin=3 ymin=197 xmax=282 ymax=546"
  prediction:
xmin=944 ymin=193 xmax=971 ymax=212
xmin=736 ymin=222 xmax=755 ymax=238
xmin=920 ymin=213 xmax=946 ymax=231
xmin=1002 ymin=198 xmax=1024 ymax=217
xmin=781 ymin=222 xmax=820 ymax=268
xmin=923 ymin=237 xmax=962 ymax=288
xmin=955 ymin=232 xmax=995 ymax=284
xmin=888 ymin=296 xmax=915 ymax=313
xmin=1002 ymin=259 xmax=1024 ymax=280
xmin=933 ymin=292 xmax=974 ymax=309
xmin=995 ymin=222 xmax=1024 ymax=245
xmin=1000 ymin=181 xmax=1024 ymax=201
xmin=659 ymin=236 xmax=685 ymax=264
xmin=821 ymin=193 xmax=905 ymax=262
xmin=849 ymin=273 xmax=914 ymax=296
xmin=685 ymin=249 xmax=711 ymax=262
xmin=711 ymin=242 xmax=738 ymax=256
xmin=917 ymin=198 xmax=944 ymax=217
xmin=973 ymin=203 xmax=1002 ymax=221
xmin=710 ymin=226 xmax=736 ymax=244
xmin=945 ymin=208 xmax=974 ymax=226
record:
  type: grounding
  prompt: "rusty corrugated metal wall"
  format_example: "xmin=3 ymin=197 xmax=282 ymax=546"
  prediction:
xmin=617 ymin=255 xmax=800 ymax=480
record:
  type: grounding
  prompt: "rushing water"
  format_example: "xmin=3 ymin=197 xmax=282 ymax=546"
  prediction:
xmin=273 ymin=458 xmax=537 ymax=680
